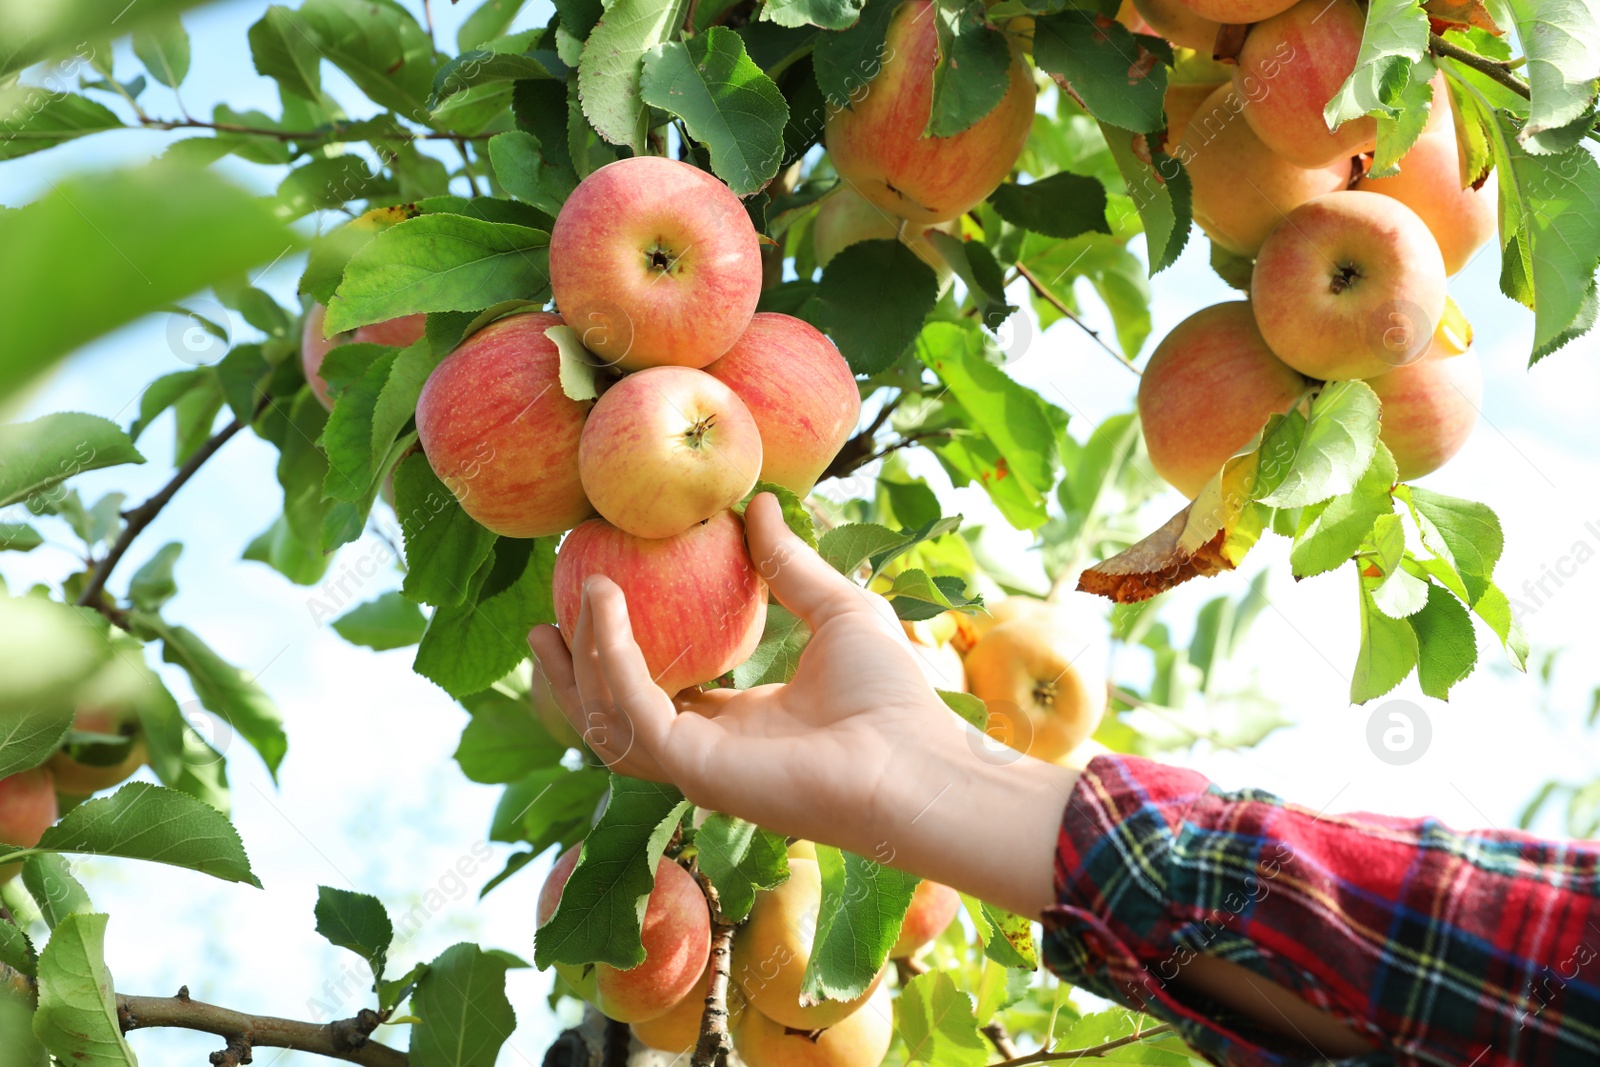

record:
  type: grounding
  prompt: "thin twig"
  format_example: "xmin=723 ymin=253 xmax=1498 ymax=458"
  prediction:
xmin=1014 ymin=263 xmax=1139 ymax=376
xmin=136 ymin=117 xmax=485 ymax=143
xmin=990 ymin=1023 xmax=1175 ymax=1067
xmin=1428 ymin=34 xmax=1529 ymax=100
xmin=76 ymin=398 xmax=265 ymax=615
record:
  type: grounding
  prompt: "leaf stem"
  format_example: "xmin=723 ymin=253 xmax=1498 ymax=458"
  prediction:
xmin=1428 ymin=33 xmax=1530 ymax=101
xmin=989 ymin=1022 xmax=1175 ymax=1067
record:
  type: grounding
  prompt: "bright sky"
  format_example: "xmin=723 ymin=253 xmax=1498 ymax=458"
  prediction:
xmin=2 ymin=3 xmax=1597 ymax=1064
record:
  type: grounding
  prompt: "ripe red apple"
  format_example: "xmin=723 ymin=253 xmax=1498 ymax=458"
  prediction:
xmin=578 ymin=367 xmax=763 ymax=540
xmin=1356 ymin=122 xmax=1497 ymax=276
xmin=415 ymin=311 xmax=594 ymax=538
xmin=890 ymin=880 xmax=962 ymax=958
xmin=825 ymin=0 xmax=1036 ymax=224
xmin=703 ymin=314 xmax=861 ymax=496
xmin=1369 ymin=329 xmax=1482 ymax=481
xmin=1233 ymin=0 xmax=1373 ymax=169
xmin=811 ymin=186 xmax=953 ymax=278
xmin=539 ymin=848 xmax=712 ymax=1023
xmin=553 ymin=511 xmax=768 ymax=695
xmin=1178 ymin=84 xmax=1350 ymax=256
xmin=49 ymin=706 xmax=148 ymax=797
xmin=1135 ymin=0 xmax=1221 ymax=54
xmin=1175 ymin=0 xmax=1296 ymax=26
xmin=549 ymin=157 xmax=761 ymax=372
xmin=1251 ymin=191 xmax=1448 ymax=381
xmin=0 ymin=767 xmax=58 ymax=884
xmin=1138 ymin=302 xmax=1307 ymax=498
xmin=301 ymin=303 xmax=426 ymax=409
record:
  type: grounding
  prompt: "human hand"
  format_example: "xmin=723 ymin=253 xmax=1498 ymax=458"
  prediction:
xmin=528 ymin=493 xmax=1077 ymax=917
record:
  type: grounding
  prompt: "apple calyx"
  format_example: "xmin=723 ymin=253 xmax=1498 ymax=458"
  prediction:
xmin=1329 ymin=262 xmax=1365 ymax=294
xmin=1033 ymin=679 xmax=1058 ymax=710
xmin=684 ymin=413 xmax=718 ymax=450
xmin=644 ymin=242 xmax=683 ymax=276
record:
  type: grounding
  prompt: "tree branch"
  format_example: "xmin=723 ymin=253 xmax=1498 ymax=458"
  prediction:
xmin=137 ymin=117 xmax=487 ymax=143
xmin=691 ymin=883 xmax=736 ymax=1067
xmin=1428 ymin=34 xmax=1530 ymax=100
xmin=76 ymin=398 xmax=265 ymax=616
xmin=119 ymin=991 xmax=406 ymax=1067
xmin=1014 ymin=263 xmax=1139 ymax=376
xmin=990 ymin=1023 xmax=1175 ymax=1067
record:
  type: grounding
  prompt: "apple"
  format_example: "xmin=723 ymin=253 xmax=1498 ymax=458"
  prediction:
xmin=539 ymin=848 xmax=712 ymax=1023
xmin=1164 ymin=82 xmax=1223 ymax=148
xmin=1368 ymin=329 xmax=1482 ymax=481
xmin=963 ymin=616 xmax=1107 ymax=762
xmin=1356 ymin=121 xmax=1497 ymax=276
xmin=703 ymin=314 xmax=862 ymax=496
xmin=1251 ymin=191 xmax=1448 ymax=381
xmin=0 ymin=767 xmax=58 ymax=884
xmin=890 ymin=880 xmax=962 ymax=958
xmin=549 ymin=156 xmax=761 ymax=372
xmin=825 ymin=0 xmax=1036 ymax=225
xmin=632 ymin=962 xmax=723 ymax=1053
xmin=733 ymin=857 xmax=885 ymax=1029
xmin=301 ymin=303 xmax=426 ymax=410
xmin=1135 ymin=0 xmax=1221 ymax=55
xmin=578 ymin=367 xmax=763 ymax=539
xmin=811 ymin=186 xmax=955 ymax=278
xmin=415 ymin=311 xmax=594 ymax=538
xmin=1178 ymin=84 xmax=1351 ymax=257
xmin=49 ymin=706 xmax=148 ymax=797
xmin=1173 ymin=0 xmax=1296 ymax=26
xmin=733 ymin=982 xmax=893 ymax=1067
xmin=1233 ymin=0 xmax=1373 ymax=169
xmin=1138 ymin=301 xmax=1307 ymax=498
xmin=553 ymin=511 xmax=768 ymax=695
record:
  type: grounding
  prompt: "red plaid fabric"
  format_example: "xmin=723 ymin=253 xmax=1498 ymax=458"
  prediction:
xmin=1041 ymin=755 xmax=1600 ymax=1066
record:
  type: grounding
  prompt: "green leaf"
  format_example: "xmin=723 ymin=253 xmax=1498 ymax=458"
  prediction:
xmin=29 ymin=783 xmax=259 ymax=886
xmin=393 ymin=453 xmax=499 ymax=609
xmin=315 ymin=887 xmax=393 ymax=982
xmin=897 ymin=970 xmax=989 ymax=1067
xmin=928 ymin=1 xmax=1011 ymax=137
xmin=1504 ymin=0 xmax=1600 ymax=154
xmin=818 ymin=523 xmax=909 ymax=576
xmin=408 ymin=943 xmax=517 ymax=1067
xmin=694 ymin=814 xmax=790 ymax=922
xmin=534 ymin=777 xmax=690 ymax=968
xmin=817 ymin=239 xmax=940 ymax=374
xmin=812 ymin=0 xmax=898 ymax=105
xmin=127 ymin=542 xmax=183 ymax=613
xmin=277 ymin=157 xmax=394 ymax=220
xmin=1470 ymin=581 xmax=1529 ymax=671
xmin=0 ymin=413 xmax=145 ymax=511
xmin=969 ymin=901 xmax=1037 ymax=968
xmin=732 ymin=603 xmax=811 ymax=687
xmin=763 ymin=0 xmax=863 ymax=29
xmin=298 ymin=0 xmax=439 ymax=121
xmin=132 ymin=14 xmax=190 ymax=88
xmin=1398 ymin=485 xmax=1503 ymax=603
xmin=146 ymin=620 xmax=288 ymax=780
xmin=455 ymin=685 xmax=567 ymax=783
xmin=488 ymin=765 xmax=608 ymax=856
xmin=1101 ymin=125 xmax=1190 ymax=274
xmin=1368 ymin=56 xmax=1439 ymax=177
xmin=0 ymin=161 xmax=297 ymax=404
xmin=325 ymin=215 xmax=551 ymax=334
xmin=0 ymin=0 xmax=208 ymax=79
xmin=938 ymin=689 xmax=987 ymax=730
xmin=0 ymin=602 xmax=108 ymax=776
xmin=31 ymin=914 xmax=135 ymax=1067
xmin=743 ymin=480 xmax=818 ymax=548
xmin=322 ymin=350 xmax=399 ymax=503
xmin=885 ymin=569 xmax=981 ymax=620
xmin=0 ymin=523 xmax=41 ymax=552
xmin=0 ymin=90 xmax=123 ymax=161
xmin=640 ymin=30 xmax=791 ymax=196
xmin=0 ymin=917 xmax=35 ymax=977
xmin=332 ymin=592 xmax=427 ymax=651
xmin=989 ymin=172 xmax=1110 ymax=240
xmin=1290 ymin=442 xmax=1396 ymax=578
xmin=577 ymin=0 xmax=693 ymax=150
xmin=248 ymin=6 xmax=322 ymax=100
xmin=489 ymin=131 xmax=578 ymax=218
xmin=1351 ymin=570 xmax=1419 ymax=703
xmin=803 ymin=845 xmax=918 ymax=1001
xmin=432 ymin=48 xmax=562 ymax=104
xmin=1409 ymin=581 xmax=1476 ymax=700
xmin=1257 ymin=381 xmax=1379 ymax=509
xmin=22 ymin=856 xmax=93 ymax=930
xmin=1323 ymin=0 xmax=1428 ymax=128
xmin=413 ymin=538 xmax=557 ymax=698
xmin=916 ymin=321 xmax=1059 ymax=497
xmin=1032 ymin=13 xmax=1167 ymax=133
xmin=460 ymin=0 xmax=530 ymax=49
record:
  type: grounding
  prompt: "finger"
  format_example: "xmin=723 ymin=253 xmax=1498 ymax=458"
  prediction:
xmin=529 ymin=625 xmax=579 ymax=710
xmin=744 ymin=493 xmax=876 ymax=629
xmin=586 ymin=578 xmax=678 ymax=729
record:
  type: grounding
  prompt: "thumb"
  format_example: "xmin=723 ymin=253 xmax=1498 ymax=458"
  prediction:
xmin=744 ymin=493 xmax=877 ymax=630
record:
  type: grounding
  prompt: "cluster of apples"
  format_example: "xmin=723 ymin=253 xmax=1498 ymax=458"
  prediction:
xmin=538 ymin=839 xmax=963 ymax=1067
xmin=1133 ymin=0 xmax=1491 ymax=497
xmin=900 ymin=595 xmax=1111 ymax=768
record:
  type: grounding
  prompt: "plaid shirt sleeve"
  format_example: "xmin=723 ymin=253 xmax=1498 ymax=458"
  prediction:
xmin=1039 ymin=754 xmax=1600 ymax=1067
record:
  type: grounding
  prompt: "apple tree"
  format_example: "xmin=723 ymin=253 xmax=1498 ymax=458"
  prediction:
xmin=1 ymin=0 xmax=1597 ymax=1064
